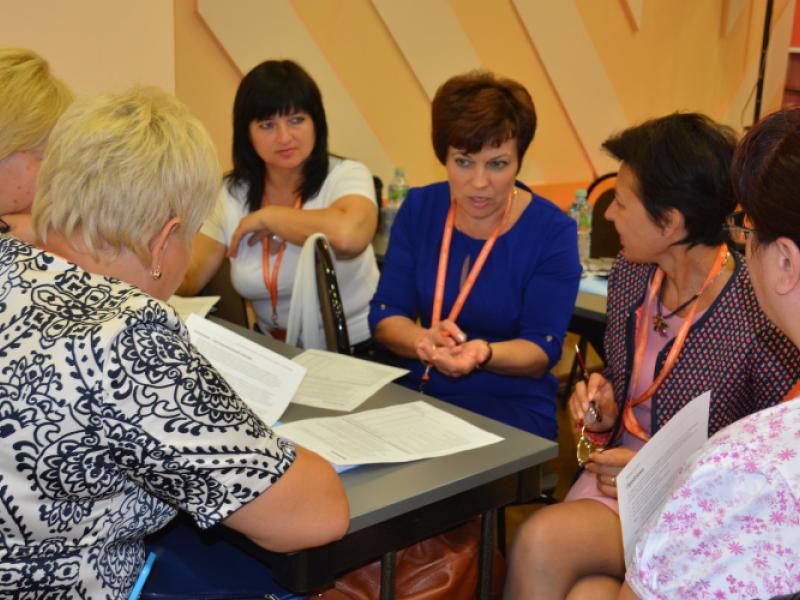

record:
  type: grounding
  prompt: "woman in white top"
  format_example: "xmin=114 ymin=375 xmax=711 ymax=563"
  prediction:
xmin=181 ymin=60 xmax=379 ymax=351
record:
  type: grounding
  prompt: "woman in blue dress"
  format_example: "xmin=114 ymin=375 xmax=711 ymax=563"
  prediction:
xmin=369 ymin=71 xmax=581 ymax=439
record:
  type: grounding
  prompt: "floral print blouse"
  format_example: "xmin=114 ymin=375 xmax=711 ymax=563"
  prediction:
xmin=627 ymin=396 xmax=800 ymax=599
xmin=0 ymin=236 xmax=295 ymax=599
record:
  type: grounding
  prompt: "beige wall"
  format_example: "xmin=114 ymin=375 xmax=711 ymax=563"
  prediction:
xmin=0 ymin=0 xmax=175 ymax=96
xmin=1 ymin=0 xmax=794 ymax=207
xmin=183 ymin=0 xmax=794 ymax=204
xmin=174 ymin=0 xmax=240 ymax=172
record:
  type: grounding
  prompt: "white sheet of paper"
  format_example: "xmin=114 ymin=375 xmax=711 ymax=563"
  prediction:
xmin=618 ymin=390 xmax=711 ymax=565
xmin=274 ymin=400 xmax=503 ymax=466
xmin=185 ymin=314 xmax=306 ymax=425
xmin=290 ymin=349 xmax=409 ymax=412
xmin=168 ymin=294 xmax=220 ymax=320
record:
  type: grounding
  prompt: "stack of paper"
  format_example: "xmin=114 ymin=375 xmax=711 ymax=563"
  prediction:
xmin=291 ymin=349 xmax=408 ymax=412
xmin=618 ymin=391 xmax=710 ymax=564
xmin=275 ymin=401 xmax=503 ymax=466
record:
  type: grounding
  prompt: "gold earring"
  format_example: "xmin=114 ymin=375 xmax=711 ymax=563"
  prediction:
xmin=151 ymin=266 xmax=162 ymax=280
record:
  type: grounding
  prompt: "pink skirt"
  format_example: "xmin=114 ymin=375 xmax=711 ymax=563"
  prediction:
xmin=564 ymin=469 xmax=619 ymax=513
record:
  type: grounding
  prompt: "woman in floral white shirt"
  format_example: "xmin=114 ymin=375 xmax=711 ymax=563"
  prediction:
xmin=622 ymin=108 xmax=800 ymax=599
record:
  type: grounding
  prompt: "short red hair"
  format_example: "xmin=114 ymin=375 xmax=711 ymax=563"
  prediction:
xmin=431 ymin=70 xmax=536 ymax=169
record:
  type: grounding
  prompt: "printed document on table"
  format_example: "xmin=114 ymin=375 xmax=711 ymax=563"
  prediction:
xmin=185 ymin=314 xmax=306 ymax=425
xmin=291 ymin=349 xmax=409 ymax=412
xmin=618 ymin=390 xmax=710 ymax=565
xmin=168 ymin=294 xmax=220 ymax=320
xmin=274 ymin=400 xmax=503 ymax=466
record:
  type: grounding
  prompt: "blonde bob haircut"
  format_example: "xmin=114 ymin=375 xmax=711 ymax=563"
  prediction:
xmin=0 ymin=48 xmax=73 ymax=160
xmin=33 ymin=86 xmax=220 ymax=264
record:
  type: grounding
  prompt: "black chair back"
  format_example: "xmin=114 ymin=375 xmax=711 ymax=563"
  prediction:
xmin=587 ymin=173 xmax=621 ymax=258
xmin=313 ymin=238 xmax=351 ymax=354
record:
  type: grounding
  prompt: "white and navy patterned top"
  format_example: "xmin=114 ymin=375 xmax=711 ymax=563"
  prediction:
xmin=0 ymin=236 xmax=296 ymax=599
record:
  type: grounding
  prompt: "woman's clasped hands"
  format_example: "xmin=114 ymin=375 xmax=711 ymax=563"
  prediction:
xmin=568 ymin=372 xmax=634 ymax=498
xmin=414 ymin=320 xmax=491 ymax=378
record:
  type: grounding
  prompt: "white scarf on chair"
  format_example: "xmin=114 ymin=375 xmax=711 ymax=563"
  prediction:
xmin=285 ymin=232 xmax=326 ymax=350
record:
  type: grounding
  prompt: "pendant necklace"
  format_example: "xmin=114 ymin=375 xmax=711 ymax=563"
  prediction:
xmin=652 ymin=252 xmax=729 ymax=337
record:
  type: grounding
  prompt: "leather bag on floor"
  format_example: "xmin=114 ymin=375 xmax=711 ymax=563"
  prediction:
xmin=319 ymin=518 xmax=505 ymax=600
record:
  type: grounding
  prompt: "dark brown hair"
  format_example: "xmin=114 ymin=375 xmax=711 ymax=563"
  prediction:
xmin=732 ymin=108 xmax=800 ymax=247
xmin=431 ymin=71 xmax=536 ymax=169
xmin=603 ymin=113 xmax=737 ymax=247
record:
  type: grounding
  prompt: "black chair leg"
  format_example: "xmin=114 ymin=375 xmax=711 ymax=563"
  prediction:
xmin=497 ymin=507 xmax=507 ymax=556
xmin=560 ymin=336 xmax=587 ymax=406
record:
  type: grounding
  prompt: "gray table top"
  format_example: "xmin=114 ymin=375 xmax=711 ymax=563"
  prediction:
xmin=212 ymin=319 xmax=559 ymax=534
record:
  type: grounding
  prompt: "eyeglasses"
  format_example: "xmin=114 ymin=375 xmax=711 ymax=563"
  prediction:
xmin=724 ymin=211 xmax=756 ymax=245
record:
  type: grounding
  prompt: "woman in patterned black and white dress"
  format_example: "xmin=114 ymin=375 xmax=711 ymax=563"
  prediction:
xmin=0 ymin=87 xmax=347 ymax=599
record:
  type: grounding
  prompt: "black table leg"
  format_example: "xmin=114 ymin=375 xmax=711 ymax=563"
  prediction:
xmin=477 ymin=509 xmax=495 ymax=599
xmin=380 ymin=550 xmax=396 ymax=600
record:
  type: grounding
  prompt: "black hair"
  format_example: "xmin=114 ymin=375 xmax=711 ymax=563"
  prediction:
xmin=227 ymin=60 xmax=329 ymax=212
xmin=603 ymin=112 xmax=737 ymax=247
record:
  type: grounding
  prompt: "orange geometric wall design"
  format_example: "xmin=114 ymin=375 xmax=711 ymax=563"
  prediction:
xmin=194 ymin=0 xmax=793 ymax=197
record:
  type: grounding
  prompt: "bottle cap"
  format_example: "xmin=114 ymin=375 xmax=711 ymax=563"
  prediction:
xmin=575 ymin=188 xmax=587 ymax=199
xmin=394 ymin=167 xmax=405 ymax=177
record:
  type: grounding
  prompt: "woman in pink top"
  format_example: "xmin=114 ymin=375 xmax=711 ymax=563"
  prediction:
xmin=621 ymin=109 xmax=800 ymax=599
xmin=504 ymin=114 xmax=800 ymax=600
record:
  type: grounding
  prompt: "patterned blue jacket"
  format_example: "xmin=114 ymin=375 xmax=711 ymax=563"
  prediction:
xmin=603 ymin=251 xmax=800 ymax=442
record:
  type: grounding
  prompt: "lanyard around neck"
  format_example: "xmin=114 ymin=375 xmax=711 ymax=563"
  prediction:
xmin=783 ymin=380 xmax=800 ymax=403
xmin=431 ymin=190 xmax=514 ymax=327
xmin=261 ymin=196 xmax=302 ymax=330
xmin=623 ymin=244 xmax=729 ymax=441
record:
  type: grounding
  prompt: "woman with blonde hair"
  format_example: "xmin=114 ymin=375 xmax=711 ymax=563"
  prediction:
xmin=0 ymin=47 xmax=72 ymax=233
xmin=0 ymin=87 xmax=348 ymax=598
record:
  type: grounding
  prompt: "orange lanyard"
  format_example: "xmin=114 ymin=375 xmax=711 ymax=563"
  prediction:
xmin=261 ymin=197 xmax=302 ymax=331
xmin=623 ymin=244 xmax=729 ymax=441
xmin=431 ymin=191 xmax=513 ymax=327
xmin=783 ymin=380 xmax=800 ymax=403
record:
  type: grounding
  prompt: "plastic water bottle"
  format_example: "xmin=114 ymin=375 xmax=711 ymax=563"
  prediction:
xmin=569 ymin=188 xmax=592 ymax=268
xmin=384 ymin=167 xmax=409 ymax=236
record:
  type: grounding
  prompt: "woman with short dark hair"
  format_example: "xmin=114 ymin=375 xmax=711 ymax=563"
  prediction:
xmin=504 ymin=113 xmax=800 ymax=599
xmin=369 ymin=70 xmax=581 ymax=439
xmin=621 ymin=107 xmax=800 ymax=600
xmin=180 ymin=59 xmax=379 ymax=350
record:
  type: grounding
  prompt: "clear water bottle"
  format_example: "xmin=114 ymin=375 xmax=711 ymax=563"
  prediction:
xmin=569 ymin=188 xmax=592 ymax=268
xmin=384 ymin=167 xmax=409 ymax=236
